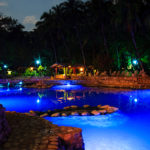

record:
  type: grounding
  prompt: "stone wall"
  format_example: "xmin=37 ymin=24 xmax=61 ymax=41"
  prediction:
xmin=1 ymin=112 xmax=84 ymax=150
xmin=0 ymin=104 xmax=10 ymax=145
xmin=54 ymin=126 xmax=84 ymax=150
xmin=81 ymin=76 xmax=150 ymax=89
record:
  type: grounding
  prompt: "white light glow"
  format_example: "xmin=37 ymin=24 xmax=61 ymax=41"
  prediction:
xmin=19 ymin=81 xmax=23 ymax=85
xmin=37 ymin=99 xmax=40 ymax=103
xmin=4 ymin=65 xmax=8 ymax=69
xmin=134 ymin=98 xmax=138 ymax=102
xmin=132 ymin=60 xmax=138 ymax=65
xmin=36 ymin=60 xmax=41 ymax=65
xmin=19 ymin=88 xmax=22 ymax=91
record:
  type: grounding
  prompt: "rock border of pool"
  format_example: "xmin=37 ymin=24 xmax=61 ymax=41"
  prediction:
xmin=1 ymin=75 xmax=150 ymax=89
xmin=25 ymin=105 xmax=119 ymax=118
xmin=0 ymin=104 xmax=118 ymax=150
xmin=0 ymin=109 xmax=84 ymax=150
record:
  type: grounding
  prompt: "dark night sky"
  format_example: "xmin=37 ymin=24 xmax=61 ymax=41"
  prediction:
xmin=0 ymin=0 xmax=66 ymax=31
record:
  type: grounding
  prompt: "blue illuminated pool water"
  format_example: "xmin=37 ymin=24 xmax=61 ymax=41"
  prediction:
xmin=0 ymin=84 xmax=150 ymax=150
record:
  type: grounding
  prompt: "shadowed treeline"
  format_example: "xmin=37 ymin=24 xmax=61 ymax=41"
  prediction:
xmin=0 ymin=0 xmax=150 ymax=73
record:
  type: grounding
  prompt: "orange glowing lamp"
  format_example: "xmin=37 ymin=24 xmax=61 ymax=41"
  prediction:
xmin=80 ymin=68 xmax=84 ymax=72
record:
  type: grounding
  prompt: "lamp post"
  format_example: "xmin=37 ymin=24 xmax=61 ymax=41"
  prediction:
xmin=132 ymin=59 xmax=139 ymax=71
xmin=35 ymin=59 xmax=41 ymax=66
xmin=3 ymin=65 xmax=8 ymax=76
xmin=132 ymin=59 xmax=138 ymax=65
xmin=3 ymin=65 xmax=8 ymax=69
xmin=35 ymin=58 xmax=41 ymax=77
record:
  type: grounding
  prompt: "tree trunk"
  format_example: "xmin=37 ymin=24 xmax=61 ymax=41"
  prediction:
xmin=116 ymin=46 xmax=120 ymax=70
xmin=130 ymin=27 xmax=144 ymax=70
xmin=50 ymin=35 xmax=58 ymax=63
xmin=101 ymin=23 xmax=109 ymax=56
xmin=61 ymin=31 xmax=71 ymax=59
xmin=75 ymin=27 xmax=86 ymax=66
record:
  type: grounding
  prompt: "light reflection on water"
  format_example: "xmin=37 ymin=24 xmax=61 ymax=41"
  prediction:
xmin=0 ymin=85 xmax=150 ymax=113
xmin=45 ymin=112 xmax=128 ymax=127
xmin=46 ymin=112 xmax=150 ymax=150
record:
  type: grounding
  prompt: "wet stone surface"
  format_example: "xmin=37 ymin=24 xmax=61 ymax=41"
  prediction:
xmin=0 ymin=112 xmax=59 ymax=150
xmin=0 ymin=105 xmax=11 ymax=145
xmin=0 ymin=112 xmax=84 ymax=150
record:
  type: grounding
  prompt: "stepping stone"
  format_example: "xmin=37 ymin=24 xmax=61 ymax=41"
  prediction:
xmin=71 ymin=112 xmax=79 ymax=116
xmin=61 ymin=113 xmax=67 ymax=117
xmin=51 ymin=113 xmax=60 ymax=117
xmin=40 ymin=113 xmax=48 ymax=118
xmin=99 ymin=110 xmax=106 ymax=114
xmin=91 ymin=110 xmax=100 ymax=115
xmin=64 ymin=106 xmax=70 ymax=110
xmin=83 ymin=105 xmax=90 ymax=108
xmin=70 ymin=105 xmax=78 ymax=109
xmin=81 ymin=112 xmax=89 ymax=116
xmin=97 ymin=105 xmax=101 ymax=109
xmin=101 ymin=105 xmax=110 ymax=109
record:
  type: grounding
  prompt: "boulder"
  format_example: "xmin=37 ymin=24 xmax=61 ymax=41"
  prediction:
xmin=111 ymin=71 xmax=116 ymax=76
xmin=100 ymin=71 xmax=107 ymax=76
xmin=106 ymin=107 xmax=119 ymax=113
xmin=29 ymin=110 xmax=36 ymax=116
xmin=57 ymin=126 xmax=84 ymax=150
xmin=0 ymin=105 xmax=11 ymax=144
xmin=109 ymin=107 xmax=119 ymax=112
xmin=40 ymin=113 xmax=48 ymax=118
xmin=70 ymin=105 xmax=78 ymax=109
xmin=51 ymin=113 xmax=60 ymax=117
xmin=91 ymin=110 xmax=100 ymax=115
xmin=97 ymin=105 xmax=101 ymax=109
xmin=71 ymin=112 xmax=79 ymax=116
xmin=81 ymin=112 xmax=89 ymax=116
xmin=101 ymin=105 xmax=110 ymax=109
xmin=116 ymin=71 xmax=120 ymax=76
xmin=83 ymin=105 xmax=90 ymax=108
xmin=125 ymin=71 xmax=130 ymax=77
xmin=121 ymin=71 xmax=126 ymax=77
xmin=99 ymin=110 xmax=107 ymax=114
xmin=64 ymin=106 xmax=70 ymax=110
xmin=62 ymin=113 xmax=67 ymax=117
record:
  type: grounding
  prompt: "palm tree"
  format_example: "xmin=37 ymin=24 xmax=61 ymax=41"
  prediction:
xmin=36 ymin=11 xmax=58 ymax=63
xmin=60 ymin=0 xmax=87 ymax=66
xmin=124 ymin=0 xmax=145 ymax=70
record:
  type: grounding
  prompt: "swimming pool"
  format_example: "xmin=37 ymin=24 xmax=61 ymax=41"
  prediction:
xmin=0 ymin=84 xmax=150 ymax=150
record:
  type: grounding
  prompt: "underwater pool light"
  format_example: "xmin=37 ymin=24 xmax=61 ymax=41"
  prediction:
xmin=134 ymin=98 xmax=138 ymax=103
xmin=7 ymin=82 xmax=10 ymax=87
xmin=0 ymin=84 xmax=3 ymax=88
xmin=19 ymin=88 xmax=22 ymax=91
xmin=37 ymin=99 xmax=40 ymax=103
xmin=67 ymin=83 xmax=71 ymax=86
xmin=6 ymin=88 xmax=10 ymax=91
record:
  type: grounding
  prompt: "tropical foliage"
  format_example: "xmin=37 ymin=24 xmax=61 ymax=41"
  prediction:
xmin=0 ymin=0 xmax=150 ymax=73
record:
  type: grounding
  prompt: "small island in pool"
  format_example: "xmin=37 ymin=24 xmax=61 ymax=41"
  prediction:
xmin=27 ymin=104 xmax=119 ymax=118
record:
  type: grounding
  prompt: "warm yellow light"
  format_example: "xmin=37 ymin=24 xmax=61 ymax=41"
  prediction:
xmin=68 ymin=65 xmax=71 ymax=68
xmin=7 ymin=71 xmax=12 ymax=75
xmin=80 ymin=68 xmax=84 ymax=72
xmin=67 ymin=97 xmax=74 ymax=100
xmin=30 ymin=67 xmax=34 ymax=71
